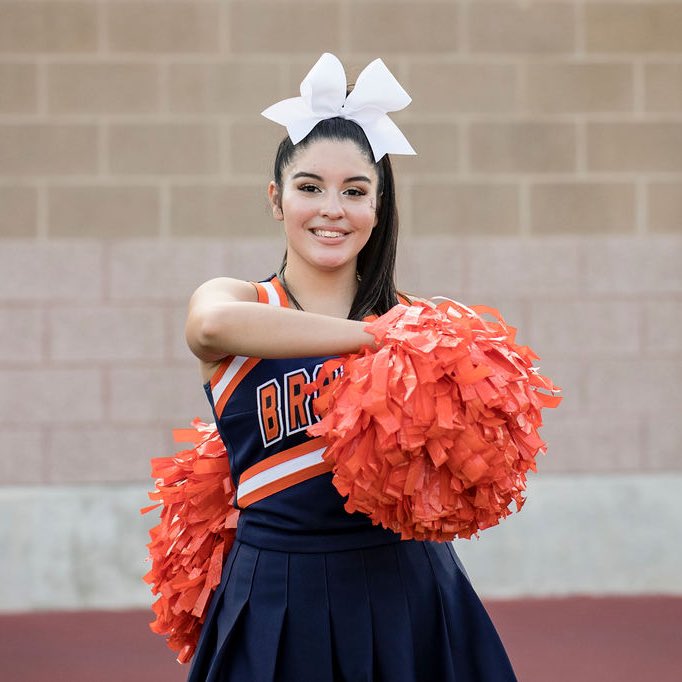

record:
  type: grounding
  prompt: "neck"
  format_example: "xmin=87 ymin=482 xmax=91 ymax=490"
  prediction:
xmin=280 ymin=258 xmax=359 ymax=318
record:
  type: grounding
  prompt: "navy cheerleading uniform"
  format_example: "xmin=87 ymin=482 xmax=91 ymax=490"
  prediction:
xmin=186 ymin=273 xmax=518 ymax=682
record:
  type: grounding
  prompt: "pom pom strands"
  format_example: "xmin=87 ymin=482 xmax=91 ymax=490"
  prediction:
xmin=306 ymin=300 xmax=562 ymax=542
xmin=141 ymin=418 xmax=237 ymax=664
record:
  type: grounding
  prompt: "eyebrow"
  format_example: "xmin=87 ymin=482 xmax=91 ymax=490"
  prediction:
xmin=291 ymin=172 xmax=373 ymax=184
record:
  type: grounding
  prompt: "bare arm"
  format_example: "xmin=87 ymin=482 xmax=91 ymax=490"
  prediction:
xmin=185 ymin=277 xmax=378 ymax=361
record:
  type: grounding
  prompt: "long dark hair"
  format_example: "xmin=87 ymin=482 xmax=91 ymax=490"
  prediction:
xmin=272 ymin=117 xmax=411 ymax=320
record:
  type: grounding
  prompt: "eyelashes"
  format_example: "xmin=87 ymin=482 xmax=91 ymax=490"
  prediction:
xmin=297 ymin=184 xmax=367 ymax=197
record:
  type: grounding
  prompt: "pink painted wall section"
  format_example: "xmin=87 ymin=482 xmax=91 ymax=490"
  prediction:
xmin=0 ymin=235 xmax=680 ymax=485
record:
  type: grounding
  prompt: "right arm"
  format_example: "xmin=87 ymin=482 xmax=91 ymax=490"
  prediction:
xmin=185 ymin=277 xmax=378 ymax=362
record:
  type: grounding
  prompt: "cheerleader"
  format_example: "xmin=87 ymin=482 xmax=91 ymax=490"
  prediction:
xmin=180 ymin=53 xmax=518 ymax=681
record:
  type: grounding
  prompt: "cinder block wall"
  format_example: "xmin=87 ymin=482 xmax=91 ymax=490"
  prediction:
xmin=1 ymin=1 xmax=680 ymax=609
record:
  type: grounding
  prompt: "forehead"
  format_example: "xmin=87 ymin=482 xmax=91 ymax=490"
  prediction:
xmin=285 ymin=139 xmax=377 ymax=181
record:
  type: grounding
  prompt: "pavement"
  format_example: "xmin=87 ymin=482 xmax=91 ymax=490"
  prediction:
xmin=1 ymin=597 xmax=680 ymax=681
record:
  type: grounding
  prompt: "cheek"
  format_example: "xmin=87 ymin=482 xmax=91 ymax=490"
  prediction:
xmin=349 ymin=199 xmax=378 ymax=225
xmin=281 ymin=194 xmax=314 ymax=220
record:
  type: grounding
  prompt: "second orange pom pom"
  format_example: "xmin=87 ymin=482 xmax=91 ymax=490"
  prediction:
xmin=306 ymin=300 xmax=562 ymax=542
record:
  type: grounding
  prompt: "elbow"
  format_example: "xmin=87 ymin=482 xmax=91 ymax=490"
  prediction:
xmin=185 ymin=307 xmax=230 ymax=362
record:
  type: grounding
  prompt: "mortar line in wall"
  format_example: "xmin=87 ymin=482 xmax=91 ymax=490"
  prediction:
xmin=219 ymin=0 xmax=229 ymax=56
xmin=159 ymin=183 xmax=170 ymax=238
xmin=163 ymin=303 xmax=174 ymax=364
xmin=98 ymin=120 xmax=108 ymax=178
xmin=575 ymin=0 xmax=586 ymax=57
xmin=515 ymin=60 xmax=526 ymax=116
xmin=3 ymin=52 xmax=682 ymax=66
xmin=4 ymin=112 xmax=682 ymax=125
xmin=633 ymin=60 xmax=645 ymax=117
xmin=0 ymin=290 xmax=659 ymax=309
xmin=0 ymin=176 xmax=273 ymax=187
xmin=40 ymin=302 xmax=50 ymax=372
xmin=519 ymin=180 xmax=530 ymax=236
xmin=2 ymin=173 xmax=681 ymax=188
xmin=36 ymin=58 xmax=47 ymax=116
xmin=397 ymin=56 xmax=409 ymax=91
xmin=36 ymin=182 xmax=48 ymax=240
xmin=458 ymin=0 xmax=469 ymax=55
xmin=339 ymin=0 xmax=350 ymax=54
xmin=101 ymin=364 xmax=111 ymax=423
xmin=281 ymin=61 xmax=292 ymax=104
xmin=158 ymin=58 xmax=169 ymax=115
xmin=520 ymin=296 xmax=531 ymax=347
xmin=101 ymin=239 xmax=111 ymax=302
xmin=459 ymin=120 xmax=468 ymax=176
xmin=637 ymin=297 xmax=648 ymax=361
xmin=220 ymin=120 xmax=231 ymax=179
xmin=362 ymin=111 xmax=682 ymax=125
xmin=459 ymin=237 xmax=471 ymax=297
xmin=576 ymin=231 xmax=588 ymax=298
xmin=41 ymin=423 xmax=51 ymax=484
xmin=638 ymin=410 xmax=648 ymax=470
xmin=635 ymin=178 xmax=647 ymax=236
xmin=402 ymin=178 xmax=414 ymax=238
xmin=97 ymin=0 xmax=107 ymax=55
xmin=574 ymin=117 xmax=586 ymax=175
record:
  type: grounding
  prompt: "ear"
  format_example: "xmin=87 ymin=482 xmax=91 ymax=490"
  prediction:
xmin=268 ymin=181 xmax=283 ymax=221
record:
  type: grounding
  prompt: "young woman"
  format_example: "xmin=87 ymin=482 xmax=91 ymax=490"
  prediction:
xmin=183 ymin=54 xmax=517 ymax=682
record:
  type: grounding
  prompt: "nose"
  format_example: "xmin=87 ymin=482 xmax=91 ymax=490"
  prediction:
xmin=319 ymin=191 xmax=344 ymax=219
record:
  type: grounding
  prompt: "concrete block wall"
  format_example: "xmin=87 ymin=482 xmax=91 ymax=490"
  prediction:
xmin=1 ymin=0 xmax=680 ymax=609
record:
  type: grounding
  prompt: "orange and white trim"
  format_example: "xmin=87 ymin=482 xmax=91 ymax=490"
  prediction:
xmin=209 ymin=276 xmax=290 ymax=418
xmin=256 ymin=276 xmax=289 ymax=306
xmin=236 ymin=437 xmax=332 ymax=508
xmin=209 ymin=354 xmax=261 ymax=418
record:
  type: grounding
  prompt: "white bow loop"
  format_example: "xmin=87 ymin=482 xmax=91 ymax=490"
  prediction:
xmin=261 ymin=53 xmax=416 ymax=161
xmin=301 ymin=53 xmax=346 ymax=117
xmin=342 ymin=58 xmax=414 ymax=159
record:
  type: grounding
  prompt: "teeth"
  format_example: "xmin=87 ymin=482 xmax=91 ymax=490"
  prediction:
xmin=313 ymin=229 xmax=346 ymax=238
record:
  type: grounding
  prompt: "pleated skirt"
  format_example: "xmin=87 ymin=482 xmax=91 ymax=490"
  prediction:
xmin=186 ymin=537 xmax=517 ymax=682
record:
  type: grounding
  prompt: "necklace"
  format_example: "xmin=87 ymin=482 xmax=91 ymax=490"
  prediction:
xmin=277 ymin=267 xmax=305 ymax=311
xmin=277 ymin=267 xmax=362 ymax=314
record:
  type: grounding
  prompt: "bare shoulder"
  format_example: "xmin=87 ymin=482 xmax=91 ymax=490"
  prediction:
xmin=189 ymin=276 xmax=258 ymax=307
xmin=186 ymin=277 xmax=259 ymax=374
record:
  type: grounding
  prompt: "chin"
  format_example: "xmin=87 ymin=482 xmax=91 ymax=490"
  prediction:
xmin=308 ymin=256 xmax=355 ymax=271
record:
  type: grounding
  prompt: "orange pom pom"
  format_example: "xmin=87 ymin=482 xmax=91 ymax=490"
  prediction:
xmin=306 ymin=300 xmax=562 ymax=542
xmin=141 ymin=418 xmax=237 ymax=663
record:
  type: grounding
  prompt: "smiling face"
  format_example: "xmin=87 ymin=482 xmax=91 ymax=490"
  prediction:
xmin=268 ymin=138 xmax=379 ymax=274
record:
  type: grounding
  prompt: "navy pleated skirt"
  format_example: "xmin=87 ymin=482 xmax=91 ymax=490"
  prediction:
xmin=186 ymin=538 xmax=517 ymax=682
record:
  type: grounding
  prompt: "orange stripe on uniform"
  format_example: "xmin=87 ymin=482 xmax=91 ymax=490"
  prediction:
xmin=207 ymin=280 xmax=269 ymax=418
xmin=254 ymin=281 xmax=270 ymax=304
xmin=209 ymin=356 xmax=234 ymax=390
xmin=236 ymin=437 xmax=331 ymax=508
xmin=238 ymin=461 xmax=331 ymax=508
xmin=213 ymin=356 xmax=261 ymax=418
xmin=240 ymin=437 xmax=327 ymax=482
xmin=270 ymin=277 xmax=290 ymax=307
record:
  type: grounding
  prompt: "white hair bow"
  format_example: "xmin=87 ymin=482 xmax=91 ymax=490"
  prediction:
xmin=261 ymin=53 xmax=416 ymax=162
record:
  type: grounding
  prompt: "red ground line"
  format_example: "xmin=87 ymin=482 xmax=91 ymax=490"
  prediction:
xmin=486 ymin=596 xmax=682 ymax=682
xmin=0 ymin=597 xmax=680 ymax=682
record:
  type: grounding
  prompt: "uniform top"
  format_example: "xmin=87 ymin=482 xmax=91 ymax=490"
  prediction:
xmin=202 ymin=272 xmax=403 ymax=553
